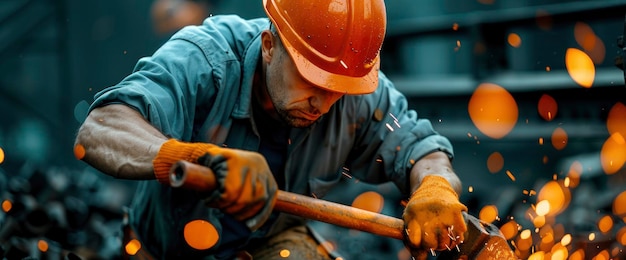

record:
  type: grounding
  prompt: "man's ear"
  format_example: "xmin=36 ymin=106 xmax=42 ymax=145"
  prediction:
xmin=261 ymin=30 xmax=275 ymax=63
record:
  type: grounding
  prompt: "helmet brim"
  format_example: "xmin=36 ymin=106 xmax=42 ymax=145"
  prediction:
xmin=282 ymin=38 xmax=380 ymax=95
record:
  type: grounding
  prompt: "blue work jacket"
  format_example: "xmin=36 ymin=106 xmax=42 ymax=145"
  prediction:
xmin=90 ymin=15 xmax=453 ymax=259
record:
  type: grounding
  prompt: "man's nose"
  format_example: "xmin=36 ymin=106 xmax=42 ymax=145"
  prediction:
xmin=309 ymin=91 xmax=343 ymax=114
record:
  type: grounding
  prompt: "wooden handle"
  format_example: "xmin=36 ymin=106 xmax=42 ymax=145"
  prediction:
xmin=169 ymin=160 xmax=404 ymax=240
xmin=274 ymin=189 xmax=405 ymax=240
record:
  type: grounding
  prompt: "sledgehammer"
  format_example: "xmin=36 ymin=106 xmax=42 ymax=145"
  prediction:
xmin=168 ymin=160 xmax=517 ymax=259
xmin=168 ymin=160 xmax=404 ymax=239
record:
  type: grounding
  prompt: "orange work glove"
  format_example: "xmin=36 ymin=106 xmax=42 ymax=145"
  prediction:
xmin=153 ymin=139 xmax=278 ymax=231
xmin=402 ymin=175 xmax=468 ymax=260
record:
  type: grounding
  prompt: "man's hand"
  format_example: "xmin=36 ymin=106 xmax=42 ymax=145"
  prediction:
xmin=197 ymin=148 xmax=277 ymax=230
xmin=402 ymin=175 xmax=468 ymax=260
xmin=153 ymin=139 xmax=277 ymax=231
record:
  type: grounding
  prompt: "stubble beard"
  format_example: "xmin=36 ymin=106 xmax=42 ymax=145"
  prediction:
xmin=271 ymin=97 xmax=317 ymax=128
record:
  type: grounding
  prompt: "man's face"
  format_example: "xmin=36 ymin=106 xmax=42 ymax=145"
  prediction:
xmin=264 ymin=40 xmax=344 ymax=128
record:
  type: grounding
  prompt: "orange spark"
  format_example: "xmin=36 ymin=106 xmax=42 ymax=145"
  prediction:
xmin=506 ymin=170 xmax=516 ymax=181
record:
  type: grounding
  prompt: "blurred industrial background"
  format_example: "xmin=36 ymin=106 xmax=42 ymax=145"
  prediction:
xmin=1 ymin=0 xmax=625 ymax=259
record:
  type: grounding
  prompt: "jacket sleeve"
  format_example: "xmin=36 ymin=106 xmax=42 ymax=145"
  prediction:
xmin=347 ymin=72 xmax=454 ymax=197
xmin=88 ymin=34 xmax=219 ymax=140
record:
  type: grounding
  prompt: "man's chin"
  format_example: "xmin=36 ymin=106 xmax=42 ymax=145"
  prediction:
xmin=284 ymin=117 xmax=316 ymax=128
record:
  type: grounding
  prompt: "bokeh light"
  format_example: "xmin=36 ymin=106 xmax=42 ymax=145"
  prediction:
xmin=397 ymin=247 xmax=411 ymax=260
xmin=1 ymin=200 xmax=11 ymax=213
xmin=560 ymin=234 xmax=572 ymax=246
xmin=586 ymin=35 xmax=605 ymax=65
xmin=280 ymin=249 xmax=290 ymax=258
xmin=508 ymin=33 xmax=522 ymax=48
xmin=535 ymin=9 xmax=553 ymax=31
xmin=551 ymin=127 xmax=568 ymax=151
xmin=351 ymin=191 xmax=384 ymax=213
xmin=533 ymin=215 xmax=546 ymax=228
xmin=600 ymin=132 xmax=626 ymax=175
xmin=37 ymin=240 xmax=48 ymax=252
xmin=536 ymin=200 xmax=550 ymax=216
xmin=573 ymin=22 xmax=605 ymax=64
xmin=125 ymin=239 xmax=141 ymax=256
xmin=607 ymin=102 xmax=626 ymax=136
xmin=528 ymin=251 xmax=544 ymax=260
xmin=537 ymin=180 xmax=571 ymax=216
xmin=74 ymin=144 xmax=86 ymax=160
xmin=570 ymin=249 xmax=585 ymax=260
xmin=617 ymin=226 xmax=626 ymax=246
xmin=0 ymin=147 xmax=4 ymax=164
xmin=594 ymin=250 xmax=609 ymax=260
xmin=468 ymin=83 xmax=519 ymax=139
xmin=539 ymin=225 xmax=554 ymax=245
xmin=479 ymin=204 xmax=498 ymax=223
xmin=597 ymin=215 xmax=613 ymax=233
xmin=518 ymin=229 xmax=534 ymax=252
xmin=574 ymin=22 xmax=596 ymax=52
xmin=565 ymin=48 xmax=595 ymax=88
xmin=537 ymin=94 xmax=557 ymax=121
xmin=566 ymin=161 xmax=582 ymax=188
xmin=487 ymin=151 xmax=504 ymax=173
xmin=603 ymin=104 xmax=626 ymax=173
xmin=551 ymin=243 xmax=568 ymax=260
xmin=500 ymin=220 xmax=519 ymax=240
xmin=151 ymin=0 xmax=209 ymax=35
xmin=184 ymin=219 xmax=219 ymax=250
xmin=612 ymin=191 xmax=626 ymax=219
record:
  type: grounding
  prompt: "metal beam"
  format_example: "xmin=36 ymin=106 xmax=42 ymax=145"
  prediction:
xmin=386 ymin=0 xmax=626 ymax=39
xmin=391 ymin=68 xmax=624 ymax=96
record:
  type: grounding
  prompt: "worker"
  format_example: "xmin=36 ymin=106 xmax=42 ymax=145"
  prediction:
xmin=74 ymin=0 xmax=468 ymax=259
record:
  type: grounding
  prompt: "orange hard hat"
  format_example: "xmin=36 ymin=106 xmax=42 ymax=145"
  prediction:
xmin=263 ymin=0 xmax=386 ymax=94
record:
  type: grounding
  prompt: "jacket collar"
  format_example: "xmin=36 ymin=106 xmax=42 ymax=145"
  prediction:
xmin=232 ymin=31 xmax=262 ymax=119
